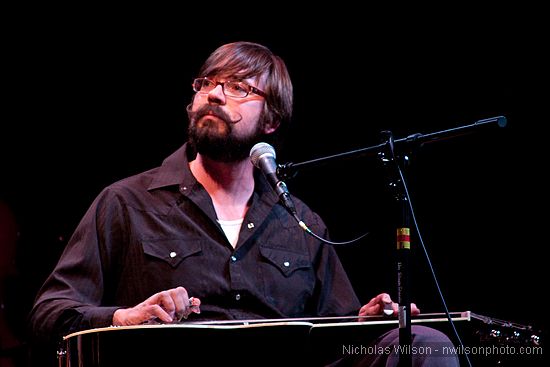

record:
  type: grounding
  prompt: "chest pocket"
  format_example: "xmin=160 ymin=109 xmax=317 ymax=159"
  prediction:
xmin=141 ymin=238 xmax=202 ymax=268
xmin=259 ymin=246 xmax=311 ymax=277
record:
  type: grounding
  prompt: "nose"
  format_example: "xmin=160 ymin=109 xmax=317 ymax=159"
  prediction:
xmin=207 ymin=84 xmax=226 ymax=105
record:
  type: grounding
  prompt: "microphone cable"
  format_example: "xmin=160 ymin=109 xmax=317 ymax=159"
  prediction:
xmin=290 ymin=211 xmax=370 ymax=246
xmin=250 ymin=142 xmax=369 ymax=246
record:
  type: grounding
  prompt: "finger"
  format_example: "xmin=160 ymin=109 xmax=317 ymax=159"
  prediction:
xmin=380 ymin=293 xmax=392 ymax=305
xmin=359 ymin=293 xmax=394 ymax=317
xmin=378 ymin=293 xmax=393 ymax=315
xmin=158 ymin=291 xmax=178 ymax=318
xmin=147 ymin=290 xmax=180 ymax=321
xmin=366 ymin=294 xmax=384 ymax=308
xmin=147 ymin=304 xmax=173 ymax=323
xmin=180 ymin=297 xmax=201 ymax=320
xmin=411 ymin=302 xmax=421 ymax=315
xmin=359 ymin=303 xmax=381 ymax=317
xmin=189 ymin=297 xmax=201 ymax=314
xmin=370 ymin=293 xmax=393 ymax=316
xmin=173 ymin=286 xmax=190 ymax=300
xmin=359 ymin=304 xmax=372 ymax=316
xmin=169 ymin=289 xmax=188 ymax=321
xmin=392 ymin=302 xmax=399 ymax=316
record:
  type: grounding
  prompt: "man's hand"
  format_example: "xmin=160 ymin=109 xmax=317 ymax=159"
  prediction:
xmin=358 ymin=293 xmax=420 ymax=317
xmin=112 ymin=286 xmax=201 ymax=326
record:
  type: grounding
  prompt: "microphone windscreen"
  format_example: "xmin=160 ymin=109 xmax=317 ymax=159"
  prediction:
xmin=250 ymin=142 xmax=276 ymax=168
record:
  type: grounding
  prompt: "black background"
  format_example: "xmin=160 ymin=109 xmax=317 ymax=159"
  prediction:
xmin=2 ymin=7 xmax=547 ymax=355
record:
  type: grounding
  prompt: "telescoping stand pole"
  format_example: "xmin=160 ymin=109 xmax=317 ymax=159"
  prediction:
xmin=379 ymin=130 xmax=412 ymax=367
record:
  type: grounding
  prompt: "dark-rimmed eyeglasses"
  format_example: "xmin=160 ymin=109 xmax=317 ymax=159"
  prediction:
xmin=192 ymin=77 xmax=267 ymax=98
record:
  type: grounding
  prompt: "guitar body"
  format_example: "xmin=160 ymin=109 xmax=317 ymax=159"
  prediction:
xmin=60 ymin=312 xmax=543 ymax=366
xmin=62 ymin=322 xmax=314 ymax=366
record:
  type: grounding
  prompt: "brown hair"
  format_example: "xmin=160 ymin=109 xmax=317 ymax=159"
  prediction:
xmin=197 ymin=41 xmax=293 ymax=134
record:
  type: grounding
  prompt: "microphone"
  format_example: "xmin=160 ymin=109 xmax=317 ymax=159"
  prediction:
xmin=250 ymin=142 xmax=298 ymax=215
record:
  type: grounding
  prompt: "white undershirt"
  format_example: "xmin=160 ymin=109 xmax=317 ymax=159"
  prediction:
xmin=217 ymin=218 xmax=244 ymax=248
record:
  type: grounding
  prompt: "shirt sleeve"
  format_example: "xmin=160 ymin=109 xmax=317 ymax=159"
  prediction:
xmin=28 ymin=187 xmax=126 ymax=342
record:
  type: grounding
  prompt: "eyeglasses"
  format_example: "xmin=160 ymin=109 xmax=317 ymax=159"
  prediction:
xmin=192 ymin=77 xmax=267 ymax=99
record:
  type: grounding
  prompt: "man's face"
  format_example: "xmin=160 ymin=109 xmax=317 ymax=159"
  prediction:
xmin=187 ymin=75 xmax=275 ymax=162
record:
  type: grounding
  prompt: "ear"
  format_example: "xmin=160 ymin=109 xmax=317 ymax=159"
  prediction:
xmin=263 ymin=120 xmax=280 ymax=134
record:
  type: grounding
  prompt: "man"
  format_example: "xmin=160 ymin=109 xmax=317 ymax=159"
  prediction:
xmin=29 ymin=41 xmax=458 ymax=366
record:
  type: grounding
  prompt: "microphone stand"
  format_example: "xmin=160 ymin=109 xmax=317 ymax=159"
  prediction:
xmin=378 ymin=130 xmax=412 ymax=366
xmin=277 ymin=116 xmax=507 ymax=367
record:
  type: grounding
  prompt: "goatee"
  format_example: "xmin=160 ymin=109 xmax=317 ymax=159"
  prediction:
xmin=188 ymin=106 xmax=265 ymax=162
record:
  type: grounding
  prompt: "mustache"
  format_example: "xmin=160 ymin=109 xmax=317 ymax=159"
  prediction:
xmin=189 ymin=105 xmax=241 ymax=125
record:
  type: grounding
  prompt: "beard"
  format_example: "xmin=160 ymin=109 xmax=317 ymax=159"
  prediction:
xmin=187 ymin=105 xmax=266 ymax=162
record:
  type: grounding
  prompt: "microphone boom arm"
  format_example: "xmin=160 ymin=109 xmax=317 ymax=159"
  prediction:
xmin=277 ymin=116 xmax=507 ymax=180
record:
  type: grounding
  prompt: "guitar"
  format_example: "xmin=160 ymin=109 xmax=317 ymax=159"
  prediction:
xmin=59 ymin=311 xmax=543 ymax=366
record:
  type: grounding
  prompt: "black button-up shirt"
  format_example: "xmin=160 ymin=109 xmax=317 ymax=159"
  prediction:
xmin=29 ymin=143 xmax=360 ymax=340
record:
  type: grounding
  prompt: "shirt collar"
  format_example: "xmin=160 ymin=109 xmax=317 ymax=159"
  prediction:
xmin=147 ymin=142 xmax=279 ymax=205
xmin=147 ymin=143 xmax=197 ymax=191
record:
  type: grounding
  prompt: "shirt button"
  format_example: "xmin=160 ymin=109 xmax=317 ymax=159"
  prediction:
xmin=247 ymin=222 xmax=254 ymax=229
xmin=283 ymin=261 xmax=290 ymax=267
xmin=179 ymin=186 xmax=188 ymax=193
xmin=235 ymin=293 xmax=241 ymax=301
xmin=230 ymin=255 xmax=237 ymax=262
xmin=169 ymin=252 xmax=177 ymax=258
